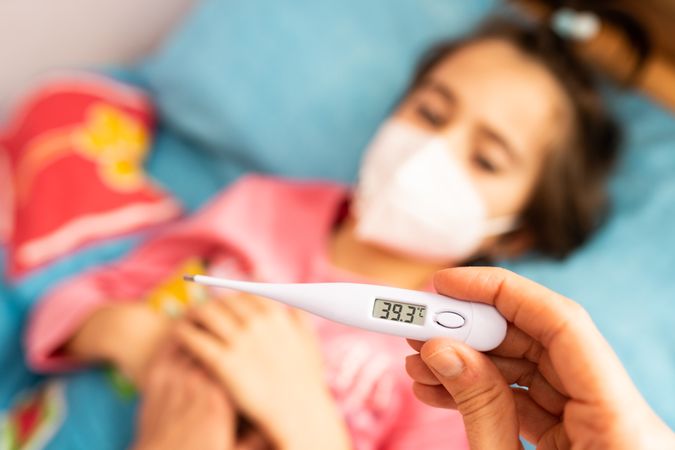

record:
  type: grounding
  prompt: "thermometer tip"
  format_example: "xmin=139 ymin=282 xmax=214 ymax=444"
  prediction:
xmin=183 ymin=274 xmax=196 ymax=282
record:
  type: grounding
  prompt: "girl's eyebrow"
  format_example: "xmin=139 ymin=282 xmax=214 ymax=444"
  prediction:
xmin=420 ymin=79 xmax=458 ymax=108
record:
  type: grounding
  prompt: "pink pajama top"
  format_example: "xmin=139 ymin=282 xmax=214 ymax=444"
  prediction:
xmin=27 ymin=174 xmax=468 ymax=450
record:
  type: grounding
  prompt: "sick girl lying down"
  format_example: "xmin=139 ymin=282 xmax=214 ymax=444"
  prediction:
xmin=24 ymin=20 xmax=619 ymax=450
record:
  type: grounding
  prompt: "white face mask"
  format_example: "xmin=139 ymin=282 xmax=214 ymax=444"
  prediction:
xmin=353 ymin=120 xmax=517 ymax=263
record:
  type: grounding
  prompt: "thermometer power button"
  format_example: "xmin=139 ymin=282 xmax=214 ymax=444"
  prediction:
xmin=434 ymin=311 xmax=466 ymax=329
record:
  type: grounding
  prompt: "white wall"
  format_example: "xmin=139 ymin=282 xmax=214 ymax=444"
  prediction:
xmin=0 ymin=0 xmax=196 ymax=103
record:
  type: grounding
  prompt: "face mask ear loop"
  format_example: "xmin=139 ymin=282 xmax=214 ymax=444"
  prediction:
xmin=483 ymin=215 xmax=520 ymax=237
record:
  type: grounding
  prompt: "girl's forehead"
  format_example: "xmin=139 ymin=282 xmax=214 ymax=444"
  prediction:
xmin=426 ymin=39 xmax=573 ymax=159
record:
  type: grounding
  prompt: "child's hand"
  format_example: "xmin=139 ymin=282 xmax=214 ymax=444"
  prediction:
xmin=65 ymin=303 xmax=170 ymax=386
xmin=174 ymin=294 xmax=351 ymax=450
xmin=132 ymin=343 xmax=236 ymax=450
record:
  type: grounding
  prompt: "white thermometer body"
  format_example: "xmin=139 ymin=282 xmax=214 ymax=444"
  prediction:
xmin=185 ymin=275 xmax=507 ymax=351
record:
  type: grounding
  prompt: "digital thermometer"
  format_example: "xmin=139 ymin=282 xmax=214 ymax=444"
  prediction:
xmin=184 ymin=275 xmax=507 ymax=351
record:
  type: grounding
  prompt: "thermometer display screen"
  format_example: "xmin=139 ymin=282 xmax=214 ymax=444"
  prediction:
xmin=372 ymin=299 xmax=426 ymax=326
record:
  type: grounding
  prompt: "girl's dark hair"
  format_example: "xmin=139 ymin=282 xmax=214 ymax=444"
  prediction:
xmin=410 ymin=19 xmax=621 ymax=259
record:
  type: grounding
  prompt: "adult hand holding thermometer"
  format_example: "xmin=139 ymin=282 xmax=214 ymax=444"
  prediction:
xmin=184 ymin=274 xmax=507 ymax=351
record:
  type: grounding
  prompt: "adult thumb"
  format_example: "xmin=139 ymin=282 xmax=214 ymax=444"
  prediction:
xmin=420 ymin=338 xmax=522 ymax=450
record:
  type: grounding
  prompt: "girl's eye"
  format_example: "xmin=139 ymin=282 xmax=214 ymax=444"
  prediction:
xmin=416 ymin=104 xmax=447 ymax=128
xmin=473 ymin=153 xmax=500 ymax=174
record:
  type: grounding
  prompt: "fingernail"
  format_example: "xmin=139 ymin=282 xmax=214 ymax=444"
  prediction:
xmin=426 ymin=346 xmax=465 ymax=378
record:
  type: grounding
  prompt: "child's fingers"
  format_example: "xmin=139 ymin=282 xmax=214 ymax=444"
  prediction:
xmin=143 ymin=353 xmax=168 ymax=391
xmin=142 ymin=341 xmax=180 ymax=394
xmin=188 ymin=300 xmax=239 ymax=343
xmin=235 ymin=429 xmax=271 ymax=450
xmin=288 ymin=306 xmax=308 ymax=323
xmin=192 ymin=371 xmax=236 ymax=423
xmin=182 ymin=365 xmax=215 ymax=409
xmin=140 ymin=347 xmax=190 ymax=431
xmin=137 ymin=373 xmax=164 ymax=432
xmin=215 ymin=294 xmax=262 ymax=322
xmin=173 ymin=321 xmax=231 ymax=382
xmin=288 ymin=308 xmax=318 ymax=338
xmin=239 ymin=293 xmax=282 ymax=313
xmin=164 ymin=349 xmax=195 ymax=412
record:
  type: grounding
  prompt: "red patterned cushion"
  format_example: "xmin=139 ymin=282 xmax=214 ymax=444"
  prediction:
xmin=0 ymin=73 xmax=182 ymax=279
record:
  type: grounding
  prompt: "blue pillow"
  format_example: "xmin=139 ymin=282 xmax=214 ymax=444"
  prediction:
xmin=139 ymin=0 xmax=498 ymax=183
